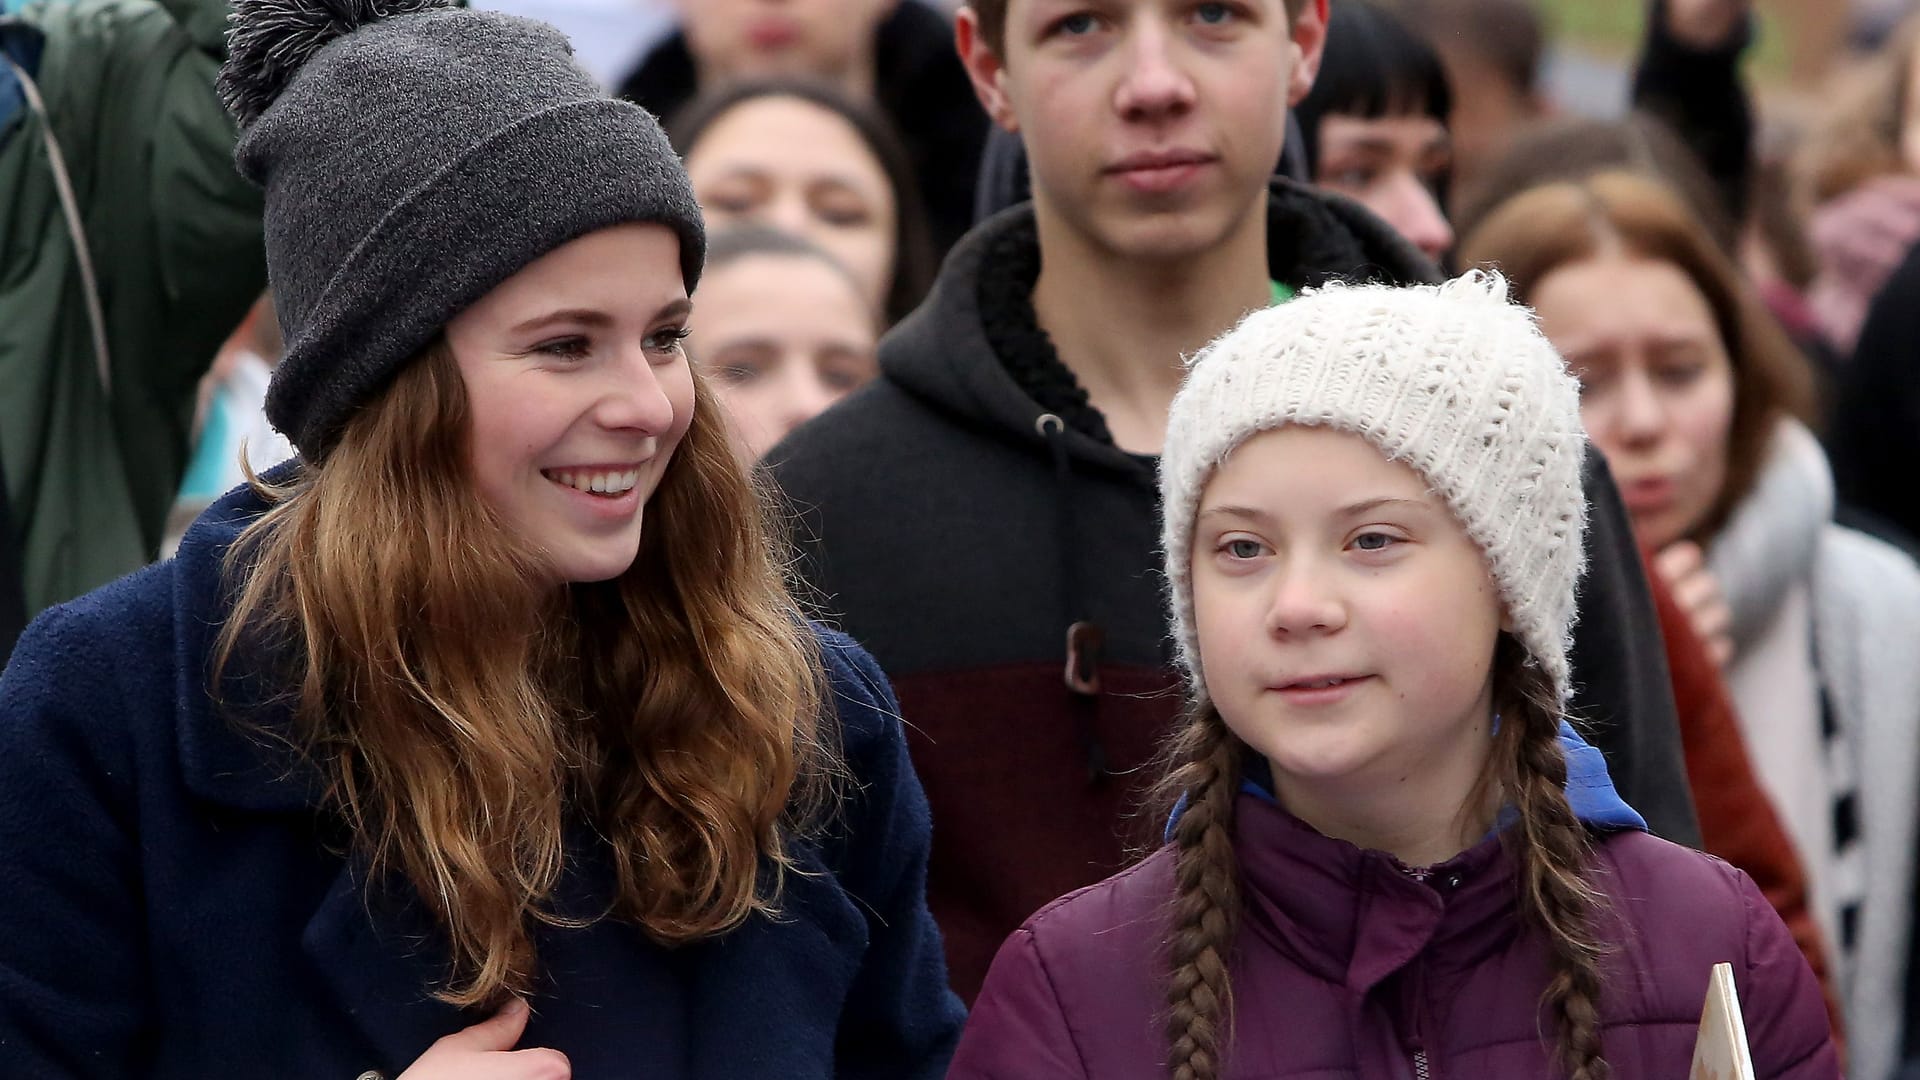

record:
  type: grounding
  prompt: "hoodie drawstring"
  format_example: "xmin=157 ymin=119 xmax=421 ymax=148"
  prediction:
xmin=1037 ymin=413 xmax=1111 ymax=784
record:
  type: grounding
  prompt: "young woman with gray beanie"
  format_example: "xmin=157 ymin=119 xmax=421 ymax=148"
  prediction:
xmin=950 ymin=272 xmax=1836 ymax=1079
xmin=0 ymin=0 xmax=963 ymax=1076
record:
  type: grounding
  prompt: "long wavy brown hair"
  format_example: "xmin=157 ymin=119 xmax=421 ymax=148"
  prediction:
xmin=1155 ymin=636 xmax=1610 ymax=1080
xmin=214 ymin=340 xmax=839 ymax=1007
xmin=1459 ymin=170 xmax=1816 ymax=544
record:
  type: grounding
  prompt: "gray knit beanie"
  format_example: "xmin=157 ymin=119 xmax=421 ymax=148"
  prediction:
xmin=218 ymin=0 xmax=706 ymax=460
xmin=1161 ymin=271 xmax=1589 ymax=706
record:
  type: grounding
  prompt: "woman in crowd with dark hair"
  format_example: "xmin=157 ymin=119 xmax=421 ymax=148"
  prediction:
xmin=672 ymin=78 xmax=936 ymax=327
xmin=1293 ymin=0 xmax=1455 ymax=263
xmin=0 ymin=0 xmax=964 ymax=1076
xmin=690 ymin=226 xmax=881 ymax=461
xmin=1465 ymin=170 xmax=1920 ymax=1080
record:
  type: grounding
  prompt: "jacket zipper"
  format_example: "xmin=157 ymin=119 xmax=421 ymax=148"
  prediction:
xmin=1412 ymin=1049 xmax=1430 ymax=1080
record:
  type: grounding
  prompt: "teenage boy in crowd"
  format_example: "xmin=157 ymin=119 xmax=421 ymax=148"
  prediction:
xmin=769 ymin=0 xmax=1698 ymax=1002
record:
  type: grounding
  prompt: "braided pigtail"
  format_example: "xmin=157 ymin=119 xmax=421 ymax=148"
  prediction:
xmin=1153 ymin=698 xmax=1244 ymax=1080
xmin=1493 ymin=637 xmax=1610 ymax=1079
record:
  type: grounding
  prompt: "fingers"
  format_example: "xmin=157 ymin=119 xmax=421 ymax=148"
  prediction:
xmin=498 ymin=1047 xmax=572 ymax=1080
xmin=441 ymin=997 xmax=532 ymax=1054
xmin=1655 ymin=542 xmax=1735 ymax=666
xmin=1654 ymin=540 xmax=1703 ymax=584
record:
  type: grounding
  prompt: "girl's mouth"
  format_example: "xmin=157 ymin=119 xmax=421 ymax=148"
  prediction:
xmin=542 ymin=468 xmax=639 ymax=497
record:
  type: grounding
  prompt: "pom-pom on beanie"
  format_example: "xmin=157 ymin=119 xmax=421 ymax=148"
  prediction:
xmin=1160 ymin=271 xmax=1589 ymax=706
xmin=218 ymin=0 xmax=706 ymax=461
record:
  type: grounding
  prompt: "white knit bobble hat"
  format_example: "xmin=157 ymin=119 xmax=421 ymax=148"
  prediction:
xmin=1160 ymin=271 xmax=1589 ymax=706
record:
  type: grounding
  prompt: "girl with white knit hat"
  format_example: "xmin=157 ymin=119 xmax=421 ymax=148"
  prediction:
xmin=948 ymin=272 xmax=1836 ymax=1079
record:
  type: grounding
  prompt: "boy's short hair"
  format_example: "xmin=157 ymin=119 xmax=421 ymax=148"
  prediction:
xmin=968 ymin=0 xmax=1310 ymax=57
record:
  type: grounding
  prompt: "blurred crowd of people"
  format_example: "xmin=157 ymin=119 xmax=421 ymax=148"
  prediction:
xmin=2 ymin=0 xmax=1920 ymax=1075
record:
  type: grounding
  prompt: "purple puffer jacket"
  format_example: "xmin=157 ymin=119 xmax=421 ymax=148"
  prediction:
xmin=950 ymin=795 xmax=1838 ymax=1079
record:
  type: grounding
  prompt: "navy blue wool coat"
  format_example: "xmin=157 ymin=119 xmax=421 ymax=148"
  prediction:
xmin=0 ymin=483 xmax=965 ymax=1078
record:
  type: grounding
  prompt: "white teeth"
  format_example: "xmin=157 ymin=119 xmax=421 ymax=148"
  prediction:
xmin=545 ymin=469 xmax=640 ymax=496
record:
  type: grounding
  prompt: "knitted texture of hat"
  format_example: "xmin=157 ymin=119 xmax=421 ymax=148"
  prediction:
xmin=1160 ymin=271 xmax=1589 ymax=705
xmin=218 ymin=0 xmax=705 ymax=460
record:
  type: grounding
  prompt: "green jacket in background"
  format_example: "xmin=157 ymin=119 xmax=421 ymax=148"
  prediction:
xmin=0 ymin=0 xmax=265 ymax=618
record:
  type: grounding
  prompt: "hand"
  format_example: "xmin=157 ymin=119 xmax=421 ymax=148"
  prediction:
xmin=396 ymin=999 xmax=571 ymax=1080
xmin=1806 ymin=176 xmax=1920 ymax=354
xmin=1662 ymin=0 xmax=1749 ymax=50
xmin=1654 ymin=541 xmax=1735 ymax=668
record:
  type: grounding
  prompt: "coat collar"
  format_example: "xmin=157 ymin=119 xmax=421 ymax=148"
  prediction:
xmin=1231 ymin=793 xmax=1518 ymax=994
xmin=167 ymin=469 xmax=470 ymax=1067
xmin=170 ymin=466 xmax=330 ymax=813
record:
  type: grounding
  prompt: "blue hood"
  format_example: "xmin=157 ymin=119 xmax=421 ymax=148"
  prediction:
xmin=1167 ymin=720 xmax=1650 ymax=843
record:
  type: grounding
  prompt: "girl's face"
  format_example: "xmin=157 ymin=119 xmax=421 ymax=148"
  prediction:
xmin=445 ymin=222 xmax=696 ymax=586
xmin=684 ymin=96 xmax=897 ymax=311
xmin=1530 ymin=252 xmax=1735 ymax=550
xmin=692 ymin=252 xmax=879 ymax=460
xmin=1315 ymin=113 xmax=1453 ymax=262
xmin=1190 ymin=425 xmax=1504 ymax=825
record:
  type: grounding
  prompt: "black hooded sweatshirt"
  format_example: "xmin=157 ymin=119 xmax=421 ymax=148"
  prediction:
xmin=769 ymin=180 xmax=1699 ymax=1002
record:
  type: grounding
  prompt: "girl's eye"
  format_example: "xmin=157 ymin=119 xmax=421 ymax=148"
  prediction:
xmin=1351 ymin=532 xmax=1399 ymax=553
xmin=534 ymin=337 xmax=589 ymax=359
xmin=1224 ymin=538 xmax=1266 ymax=560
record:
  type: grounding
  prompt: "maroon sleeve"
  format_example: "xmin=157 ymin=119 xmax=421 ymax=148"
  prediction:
xmin=947 ymin=929 xmax=1089 ymax=1079
xmin=1737 ymin=868 xmax=1843 ymax=1078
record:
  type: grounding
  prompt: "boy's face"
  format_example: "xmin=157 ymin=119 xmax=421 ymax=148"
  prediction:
xmin=959 ymin=0 xmax=1327 ymax=262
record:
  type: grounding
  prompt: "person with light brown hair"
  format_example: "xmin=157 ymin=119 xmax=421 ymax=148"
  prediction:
xmin=0 ymin=0 xmax=964 ymax=1076
xmin=949 ymin=273 xmax=1836 ymax=1079
xmin=1793 ymin=10 xmax=1920 ymax=357
xmin=1464 ymin=170 xmax=1920 ymax=1080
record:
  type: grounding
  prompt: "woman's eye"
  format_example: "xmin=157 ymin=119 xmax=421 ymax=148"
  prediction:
xmin=714 ymin=363 xmax=760 ymax=385
xmin=534 ymin=337 xmax=589 ymax=359
xmin=811 ymin=186 xmax=875 ymax=228
xmin=820 ymin=367 xmax=866 ymax=393
xmin=1656 ymin=363 xmax=1703 ymax=387
xmin=1351 ymin=532 xmax=1399 ymax=552
xmin=1325 ymin=167 xmax=1379 ymax=192
xmin=646 ymin=326 xmax=692 ymax=356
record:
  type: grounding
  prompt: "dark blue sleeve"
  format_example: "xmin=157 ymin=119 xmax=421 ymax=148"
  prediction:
xmin=815 ymin=629 xmax=966 ymax=1080
xmin=0 ymin=602 xmax=149 ymax=1077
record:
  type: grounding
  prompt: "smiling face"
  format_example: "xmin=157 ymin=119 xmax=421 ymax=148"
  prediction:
xmin=444 ymin=222 xmax=696 ymax=587
xmin=1316 ymin=113 xmax=1453 ymax=261
xmin=1529 ymin=252 xmax=1735 ymax=550
xmin=692 ymin=251 xmax=879 ymax=459
xmin=1190 ymin=424 xmax=1504 ymax=823
xmin=684 ymin=96 xmax=897 ymax=309
xmin=959 ymin=0 xmax=1325 ymax=262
